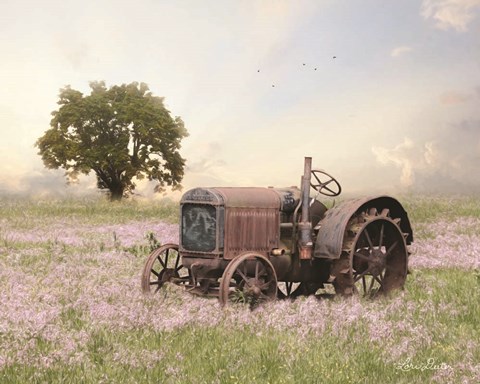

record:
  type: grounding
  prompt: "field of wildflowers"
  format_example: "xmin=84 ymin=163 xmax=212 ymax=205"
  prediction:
xmin=0 ymin=195 xmax=479 ymax=383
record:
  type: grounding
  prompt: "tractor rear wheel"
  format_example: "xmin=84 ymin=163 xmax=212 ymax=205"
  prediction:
xmin=332 ymin=208 xmax=408 ymax=296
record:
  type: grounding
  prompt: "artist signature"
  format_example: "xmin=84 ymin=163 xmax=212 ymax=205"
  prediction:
xmin=395 ymin=357 xmax=452 ymax=372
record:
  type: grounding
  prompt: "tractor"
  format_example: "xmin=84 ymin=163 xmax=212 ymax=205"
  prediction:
xmin=141 ymin=157 xmax=413 ymax=306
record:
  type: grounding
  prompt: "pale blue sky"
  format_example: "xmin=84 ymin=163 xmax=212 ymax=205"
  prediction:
xmin=1 ymin=0 xmax=479 ymax=197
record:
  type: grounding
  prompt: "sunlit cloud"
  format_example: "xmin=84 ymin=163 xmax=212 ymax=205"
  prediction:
xmin=421 ymin=0 xmax=480 ymax=31
xmin=439 ymin=90 xmax=473 ymax=104
xmin=372 ymin=121 xmax=480 ymax=193
xmin=372 ymin=138 xmax=418 ymax=187
xmin=390 ymin=45 xmax=412 ymax=57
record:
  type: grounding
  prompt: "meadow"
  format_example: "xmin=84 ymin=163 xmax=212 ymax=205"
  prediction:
xmin=0 ymin=195 xmax=479 ymax=383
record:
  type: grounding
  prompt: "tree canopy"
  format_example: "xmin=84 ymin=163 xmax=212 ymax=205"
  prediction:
xmin=36 ymin=81 xmax=188 ymax=200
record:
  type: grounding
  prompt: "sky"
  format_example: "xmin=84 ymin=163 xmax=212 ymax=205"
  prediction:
xmin=1 ymin=0 xmax=480 ymax=199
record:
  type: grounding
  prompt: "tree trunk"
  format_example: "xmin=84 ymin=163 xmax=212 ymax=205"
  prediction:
xmin=110 ymin=183 xmax=124 ymax=201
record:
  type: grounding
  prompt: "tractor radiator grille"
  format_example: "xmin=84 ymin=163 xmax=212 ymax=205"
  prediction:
xmin=223 ymin=208 xmax=279 ymax=260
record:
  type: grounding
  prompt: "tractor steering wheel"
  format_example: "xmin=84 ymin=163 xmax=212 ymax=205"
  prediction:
xmin=310 ymin=169 xmax=342 ymax=197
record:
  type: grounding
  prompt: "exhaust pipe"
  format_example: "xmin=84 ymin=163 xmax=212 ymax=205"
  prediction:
xmin=298 ymin=157 xmax=313 ymax=259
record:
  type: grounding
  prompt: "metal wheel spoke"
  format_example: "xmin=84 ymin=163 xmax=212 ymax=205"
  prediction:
xmin=255 ymin=261 xmax=260 ymax=281
xmin=174 ymin=254 xmax=180 ymax=270
xmin=362 ymin=276 xmax=367 ymax=294
xmin=364 ymin=228 xmax=374 ymax=251
xmin=286 ymin=282 xmax=292 ymax=295
xmin=156 ymin=256 xmax=166 ymax=268
xmin=367 ymin=276 xmax=375 ymax=293
xmin=385 ymin=241 xmax=399 ymax=258
xmin=149 ymin=281 xmax=160 ymax=286
xmin=175 ymin=264 xmax=184 ymax=273
xmin=354 ymin=252 xmax=370 ymax=262
xmin=151 ymin=269 xmax=160 ymax=277
xmin=164 ymin=249 xmax=169 ymax=267
xmin=379 ymin=223 xmax=385 ymax=248
xmin=259 ymin=292 xmax=270 ymax=300
xmin=237 ymin=268 xmax=250 ymax=286
xmin=374 ymin=275 xmax=383 ymax=288
xmin=258 ymin=280 xmax=272 ymax=290
xmin=242 ymin=262 xmax=248 ymax=279
xmin=354 ymin=268 xmax=371 ymax=283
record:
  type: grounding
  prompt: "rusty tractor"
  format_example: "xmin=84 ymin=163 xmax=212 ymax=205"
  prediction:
xmin=141 ymin=157 xmax=413 ymax=306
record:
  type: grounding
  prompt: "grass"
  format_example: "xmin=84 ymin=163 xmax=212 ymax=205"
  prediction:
xmin=0 ymin=196 xmax=179 ymax=227
xmin=401 ymin=194 xmax=480 ymax=223
xmin=0 ymin=194 xmax=479 ymax=383
xmin=3 ymin=269 xmax=478 ymax=384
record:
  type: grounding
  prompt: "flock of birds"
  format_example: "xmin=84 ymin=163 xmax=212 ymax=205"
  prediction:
xmin=258 ymin=57 xmax=337 ymax=87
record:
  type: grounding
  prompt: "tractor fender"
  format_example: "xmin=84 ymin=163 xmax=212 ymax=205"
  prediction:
xmin=314 ymin=196 xmax=413 ymax=259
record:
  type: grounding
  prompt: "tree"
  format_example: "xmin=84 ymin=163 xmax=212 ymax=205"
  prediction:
xmin=36 ymin=81 xmax=188 ymax=200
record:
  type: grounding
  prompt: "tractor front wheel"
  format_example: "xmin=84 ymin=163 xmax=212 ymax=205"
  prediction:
xmin=141 ymin=243 xmax=191 ymax=294
xmin=219 ymin=253 xmax=277 ymax=307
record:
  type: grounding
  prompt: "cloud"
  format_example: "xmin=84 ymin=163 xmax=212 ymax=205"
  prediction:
xmin=421 ymin=0 xmax=480 ymax=31
xmin=0 ymin=167 xmax=98 ymax=198
xmin=390 ymin=45 xmax=412 ymax=57
xmin=439 ymin=90 xmax=473 ymax=104
xmin=185 ymin=141 xmax=225 ymax=173
xmin=372 ymin=119 xmax=480 ymax=193
xmin=372 ymin=138 xmax=418 ymax=187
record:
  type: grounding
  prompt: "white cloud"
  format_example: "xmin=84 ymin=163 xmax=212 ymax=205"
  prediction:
xmin=372 ymin=138 xmax=417 ymax=187
xmin=421 ymin=0 xmax=480 ymax=31
xmin=372 ymin=128 xmax=480 ymax=193
xmin=439 ymin=90 xmax=472 ymax=104
xmin=390 ymin=45 xmax=412 ymax=57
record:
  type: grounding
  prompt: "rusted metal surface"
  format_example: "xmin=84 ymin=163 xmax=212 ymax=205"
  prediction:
xmin=142 ymin=157 xmax=413 ymax=304
xmin=214 ymin=187 xmax=281 ymax=209
xmin=298 ymin=157 xmax=313 ymax=259
xmin=218 ymin=187 xmax=282 ymax=259
xmin=223 ymin=207 xmax=279 ymax=260
xmin=314 ymin=196 xmax=413 ymax=259
xmin=141 ymin=244 xmax=192 ymax=294
xmin=331 ymin=209 xmax=408 ymax=296
xmin=219 ymin=252 xmax=277 ymax=307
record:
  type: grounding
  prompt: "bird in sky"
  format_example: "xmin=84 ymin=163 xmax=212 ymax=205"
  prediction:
xmin=257 ymin=57 xmax=338 ymax=88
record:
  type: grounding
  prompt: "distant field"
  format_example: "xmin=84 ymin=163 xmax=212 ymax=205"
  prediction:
xmin=0 ymin=195 xmax=479 ymax=383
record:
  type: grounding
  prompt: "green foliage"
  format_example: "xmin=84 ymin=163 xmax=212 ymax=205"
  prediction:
xmin=145 ymin=231 xmax=161 ymax=252
xmin=35 ymin=81 xmax=188 ymax=200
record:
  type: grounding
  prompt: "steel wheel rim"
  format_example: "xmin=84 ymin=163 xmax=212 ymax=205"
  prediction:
xmin=334 ymin=209 xmax=408 ymax=297
xmin=219 ymin=253 xmax=277 ymax=307
xmin=350 ymin=217 xmax=407 ymax=296
xmin=141 ymin=244 xmax=191 ymax=294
